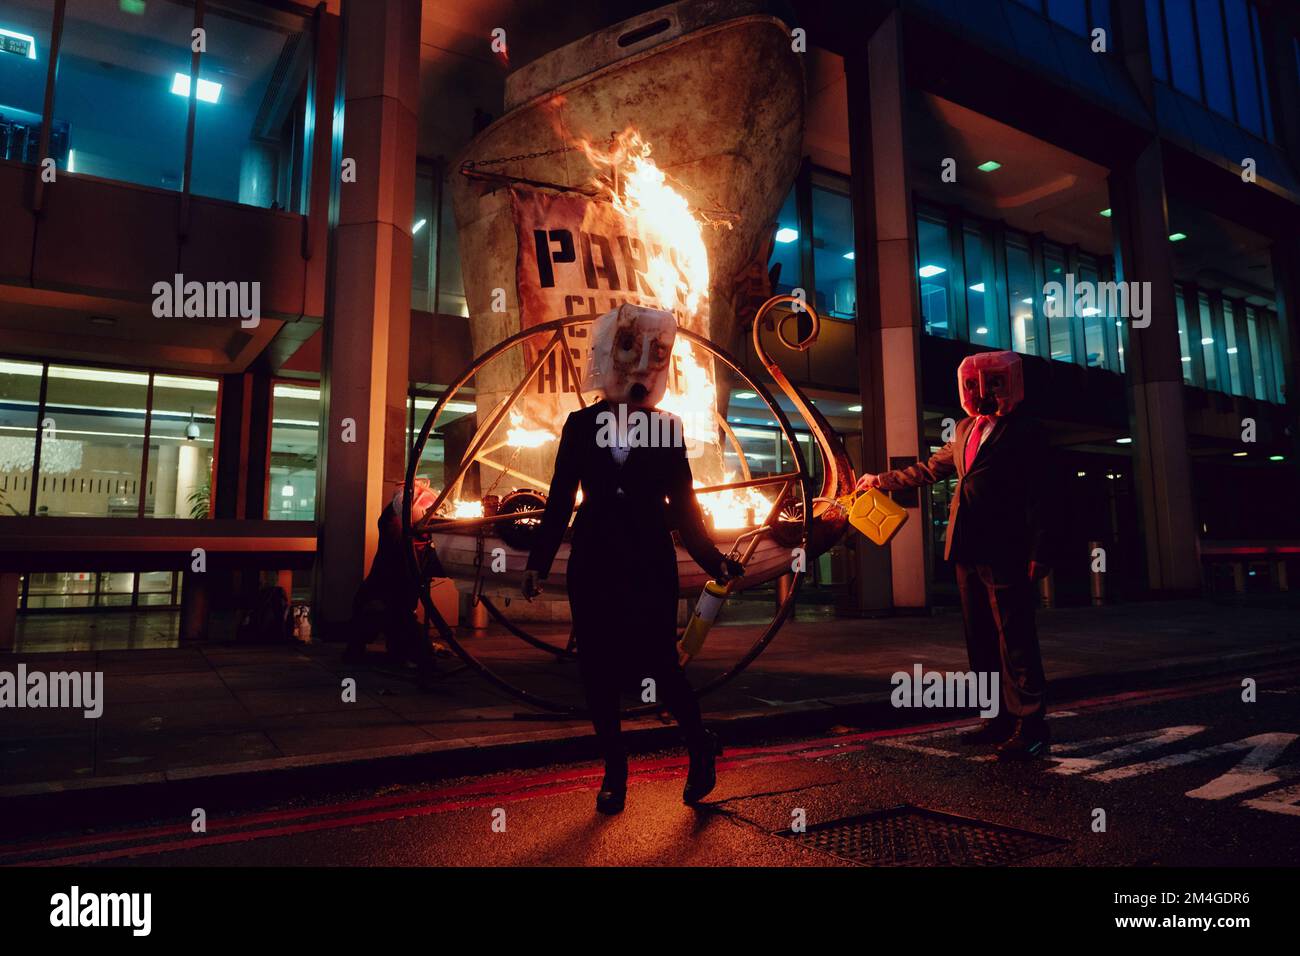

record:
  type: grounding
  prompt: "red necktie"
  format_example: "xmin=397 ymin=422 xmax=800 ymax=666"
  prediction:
xmin=964 ymin=417 xmax=988 ymax=472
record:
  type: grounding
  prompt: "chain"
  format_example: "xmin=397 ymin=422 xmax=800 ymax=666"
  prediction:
xmin=462 ymin=144 xmax=580 ymax=170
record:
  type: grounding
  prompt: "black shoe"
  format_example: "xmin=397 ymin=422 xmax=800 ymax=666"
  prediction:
xmin=958 ymin=719 xmax=1014 ymax=746
xmin=996 ymin=720 xmax=1051 ymax=761
xmin=595 ymin=759 xmax=627 ymax=815
xmin=683 ymin=730 xmax=721 ymax=805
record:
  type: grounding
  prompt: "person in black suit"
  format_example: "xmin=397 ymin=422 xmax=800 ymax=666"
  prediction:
xmin=857 ymin=350 xmax=1054 ymax=760
xmin=522 ymin=305 xmax=744 ymax=813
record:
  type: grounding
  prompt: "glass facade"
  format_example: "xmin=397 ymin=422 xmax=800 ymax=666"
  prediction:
xmin=916 ymin=212 xmax=953 ymax=337
xmin=18 ymin=0 xmax=312 ymax=206
xmin=411 ymin=161 xmax=468 ymax=315
xmin=811 ymin=182 xmax=856 ymax=320
xmin=0 ymin=0 xmax=55 ymax=164
xmin=0 ymin=358 xmax=42 ymax=517
xmin=0 ymin=362 xmax=219 ymax=518
xmin=190 ymin=6 xmax=310 ymax=209
xmin=1174 ymin=284 xmax=1284 ymax=401
xmin=1013 ymin=0 xmax=1109 ymax=37
xmin=268 ymin=382 xmax=319 ymax=520
xmin=21 ymin=569 xmax=179 ymax=611
xmin=146 ymin=374 xmax=218 ymax=518
xmin=1146 ymin=0 xmax=1275 ymax=140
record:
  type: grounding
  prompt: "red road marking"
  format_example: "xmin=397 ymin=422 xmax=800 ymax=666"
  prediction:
xmin=6 ymin=666 xmax=1296 ymax=865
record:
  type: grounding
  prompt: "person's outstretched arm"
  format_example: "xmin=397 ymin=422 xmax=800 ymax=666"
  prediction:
xmin=857 ymin=441 xmax=956 ymax=491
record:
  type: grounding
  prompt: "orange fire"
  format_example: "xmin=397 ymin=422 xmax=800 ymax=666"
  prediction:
xmin=576 ymin=128 xmax=772 ymax=532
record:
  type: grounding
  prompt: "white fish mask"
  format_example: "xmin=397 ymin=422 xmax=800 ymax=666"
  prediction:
xmin=583 ymin=304 xmax=676 ymax=406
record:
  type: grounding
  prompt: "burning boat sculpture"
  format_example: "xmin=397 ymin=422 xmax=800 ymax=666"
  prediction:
xmin=403 ymin=1 xmax=857 ymax=708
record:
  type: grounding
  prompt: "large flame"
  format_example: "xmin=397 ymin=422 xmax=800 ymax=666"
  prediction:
xmin=576 ymin=128 xmax=773 ymax=533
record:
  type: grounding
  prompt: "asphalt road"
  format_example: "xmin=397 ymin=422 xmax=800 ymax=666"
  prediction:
xmin=6 ymin=666 xmax=1300 ymax=867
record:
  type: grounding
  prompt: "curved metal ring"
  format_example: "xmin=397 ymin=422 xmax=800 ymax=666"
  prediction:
xmin=402 ymin=315 xmax=813 ymax=717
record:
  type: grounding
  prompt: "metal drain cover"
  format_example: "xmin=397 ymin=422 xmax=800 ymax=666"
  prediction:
xmin=778 ymin=806 xmax=1068 ymax=866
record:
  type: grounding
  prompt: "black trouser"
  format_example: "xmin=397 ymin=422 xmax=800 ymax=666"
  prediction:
xmin=955 ymin=562 xmax=1046 ymax=724
xmin=578 ymin=653 xmax=705 ymax=780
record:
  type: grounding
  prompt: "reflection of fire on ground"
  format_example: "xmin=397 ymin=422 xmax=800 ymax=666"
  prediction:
xmin=437 ymin=130 xmax=775 ymax=534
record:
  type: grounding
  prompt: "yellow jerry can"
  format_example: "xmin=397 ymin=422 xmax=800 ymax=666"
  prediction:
xmin=841 ymin=488 xmax=909 ymax=547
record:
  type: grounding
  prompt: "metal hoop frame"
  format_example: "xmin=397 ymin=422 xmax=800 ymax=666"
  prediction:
xmin=402 ymin=315 xmax=813 ymax=717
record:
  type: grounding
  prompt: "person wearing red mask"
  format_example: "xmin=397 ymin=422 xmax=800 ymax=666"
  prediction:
xmin=857 ymin=350 xmax=1054 ymax=760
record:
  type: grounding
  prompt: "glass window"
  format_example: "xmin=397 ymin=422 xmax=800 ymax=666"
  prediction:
xmin=1197 ymin=292 xmax=1218 ymax=391
xmin=1268 ymin=309 xmax=1286 ymax=403
xmin=1006 ymin=234 xmax=1037 ymax=356
xmin=1043 ymin=243 xmax=1072 ymax=362
xmin=137 ymin=570 xmax=178 ymax=606
xmin=1250 ymin=4 xmax=1273 ymax=142
xmin=52 ymin=0 xmax=194 ymax=188
xmin=1046 ymin=0 xmax=1088 ymax=35
xmin=1244 ymin=307 xmax=1266 ymax=401
xmin=435 ymin=171 xmax=467 ymax=316
xmin=812 ymin=184 xmax=856 ymax=321
xmin=916 ymin=213 xmax=952 ymax=338
xmin=1222 ymin=299 xmax=1243 ymax=396
xmin=25 ymin=571 xmax=95 ymax=609
xmin=412 ymin=165 xmax=437 ymax=312
xmin=36 ymin=366 xmax=149 ymax=517
xmin=1077 ymin=257 xmax=1107 ymax=368
xmin=0 ymin=358 xmax=43 ymax=517
xmin=1147 ymin=0 xmax=1169 ymax=80
xmin=268 ymin=382 xmax=319 ymax=519
xmin=0 ymin=0 xmax=55 ymax=164
xmin=769 ymin=187 xmax=800 ymax=297
xmin=146 ymin=375 xmax=218 ymax=518
xmin=1193 ymin=0 xmax=1233 ymax=118
xmin=964 ymin=225 xmax=1000 ymax=347
xmin=1174 ymin=285 xmax=1194 ymax=384
xmin=190 ymin=7 xmax=309 ymax=209
xmin=1224 ymin=0 xmax=1264 ymax=136
xmin=1164 ymin=0 xmax=1203 ymax=100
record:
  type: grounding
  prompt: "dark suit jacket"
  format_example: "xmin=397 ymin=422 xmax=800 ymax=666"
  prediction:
xmin=526 ymin=400 xmax=726 ymax=582
xmin=875 ymin=411 xmax=1053 ymax=574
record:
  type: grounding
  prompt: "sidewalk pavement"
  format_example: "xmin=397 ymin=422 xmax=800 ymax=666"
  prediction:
xmin=2 ymin=595 xmax=1298 ymax=821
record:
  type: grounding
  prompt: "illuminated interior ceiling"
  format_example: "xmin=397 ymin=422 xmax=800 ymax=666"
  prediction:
xmin=909 ymin=92 xmax=1112 ymax=255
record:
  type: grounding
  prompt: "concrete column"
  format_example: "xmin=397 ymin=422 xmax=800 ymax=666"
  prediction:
xmin=850 ymin=13 xmax=929 ymax=611
xmin=1109 ymin=140 xmax=1200 ymax=593
xmin=315 ymin=0 xmax=420 ymax=632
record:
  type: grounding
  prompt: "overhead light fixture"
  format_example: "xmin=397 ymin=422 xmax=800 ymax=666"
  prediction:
xmin=1080 ymin=307 xmax=1102 ymax=316
xmin=1233 ymin=451 xmax=1247 ymax=457
xmin=1116 ymin=437 xmax=1133 ymax=444
xmin=171 ymin=72 xmax=222 ymax=103
xmin=848 ymin=404 xmax=863 ymax=413
xmin=1076 ymin=470 xmax=1087 ymax=477
xmin=281 ymin=482 xmax=295 ymax=498
xmin=1169 ymin=232 xmax=1187 ymax=242
xmin=413 ymin=219 xmax=427 ymax=234
xmin=67 ymin=149 xmax=76 ymax=173
xmin=774 ymin=227 xmax=799 ymax=243
xmin=969 ymin=282 xmax=985 ymax=292
xmin=1201 ymin=337 xmax=1214 ymax=345
xmin=975 ymin=326 xmax=988 ymax=335
xmin=0 ymin=28 xmax=37 ymax=59
xmin=120 ymin=0 xmax=147 ymax=13
xmin=977 ymin=160 xmax=1001 ymax=172
xmin=842 ymin=251 xmax=855 ymax=260
xmin=918 ymin=264 xmax=946 ymax=278
xmin=1021 ymin=297 xmax=1033 ymax=304
xmin=1269 ymin=455 xmax=1285 ymax=462
xmin=734 ymin=391 xmax=756 ymax=400
xmin=1099 ymin=208 xmax=1112 ymax=218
